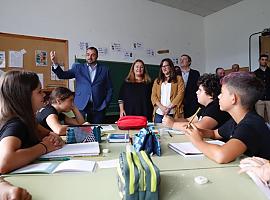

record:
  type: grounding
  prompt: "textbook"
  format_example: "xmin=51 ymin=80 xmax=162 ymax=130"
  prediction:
xmin=168 ymin=140 xmax=224 ymax=158
xmin=11 ymin=160 xmax=96 ymax=174
xmin=40 ymin=142 xmax=100 ymax=158
xmin=107 ymin=133 xmax=129 ymax=143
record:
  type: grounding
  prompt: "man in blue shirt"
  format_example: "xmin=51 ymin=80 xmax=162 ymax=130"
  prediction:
xmin=50 ymin=47 xmax=113 ymax=124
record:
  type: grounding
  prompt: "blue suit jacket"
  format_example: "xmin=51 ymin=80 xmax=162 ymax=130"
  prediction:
xmin=52 ymin=62 xmax=113 ymax=111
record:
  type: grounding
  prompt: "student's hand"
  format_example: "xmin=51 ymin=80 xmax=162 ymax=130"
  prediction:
xmin=240 ymin=156 xmax=269 ymax=167
xmin=162 ymin=115 xmax=174 ymax=128
xmin=0 ymin=180 xmax=32 ymax=200
xmin=239 ymin=162 xmax=270 ymax=185
xmin=82 ymin=122 xmax=91 ymax=125
xmin=50 ymin=51 xmax=57 ymax=65
xmin=41 ymin=135 xmax=62 ymax=153
xmin=185 ymin=123 xmax=203 ymax=143
xmin=48 ymin=132 xmax=65 ymax=147
xmin=120 ymin=110 xmax=126 ymax=118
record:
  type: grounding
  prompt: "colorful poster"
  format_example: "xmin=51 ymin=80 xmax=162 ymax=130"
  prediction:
xmin=0 ymin=51 xmax=5 ymax=68
xmin=35 ymin=50 xmax=47 ymax=66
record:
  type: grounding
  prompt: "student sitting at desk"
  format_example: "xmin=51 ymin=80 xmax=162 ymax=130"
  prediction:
xmin=0 ymin=177 xmax=31 ymax=200
xmin=185 ymin=72 xmax=270 ymax=164
xmin=163 ymin=73 xmax=231 ymax=130
xmin=36 ymin=87 xmax=86 ymax=136
xmin=0 ymin=71 xmax=63 ymax=174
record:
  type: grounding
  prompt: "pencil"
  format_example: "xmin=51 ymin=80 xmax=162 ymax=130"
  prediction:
xmin=187 ymin=107 xmax=201 ymax=128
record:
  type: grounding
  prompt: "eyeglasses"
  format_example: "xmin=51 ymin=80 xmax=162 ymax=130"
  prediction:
xmin=261 ymin=58 xmax=268 ymax=61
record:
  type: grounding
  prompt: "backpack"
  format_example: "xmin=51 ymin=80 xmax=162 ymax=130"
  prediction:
xmin=117 ymin=147 xmax=160 ymax=200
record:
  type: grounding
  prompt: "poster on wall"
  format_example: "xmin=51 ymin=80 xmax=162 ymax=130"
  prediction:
xmin=172 ymin=57 xmax=179 ymax=66
xmin=37 ymin=73 xmax=44 ymax=88
xmin=35 ymin=50 xmax=48 ymax=66
xmin=9 ymin=50 xmax=23 ymax=68
xmin=0 ymin=51 xmax=6 ymax=68
xmin=123 ymin=49 xmax=134 ymax=61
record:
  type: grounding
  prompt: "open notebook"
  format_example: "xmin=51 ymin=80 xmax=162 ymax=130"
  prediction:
xmin=168 ymin=140 xmax=224 ymax=158
xmin=11 ymin=160 xmax=96 ymax=174
xmin=40 ymin=142 xmax=100 ymax=158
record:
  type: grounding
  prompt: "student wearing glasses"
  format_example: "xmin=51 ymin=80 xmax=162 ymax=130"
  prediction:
xmin=163 ymin=73 xmax=231 ymax=130
xmin=151 ymin=58 xmax=185 ymax=123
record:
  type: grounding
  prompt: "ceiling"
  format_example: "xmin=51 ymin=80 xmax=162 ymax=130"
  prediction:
xmin=148 ymin=0 xmax=244 ymax=17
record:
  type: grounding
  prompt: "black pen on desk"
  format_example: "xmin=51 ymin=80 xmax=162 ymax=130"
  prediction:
xmin=167 ymin=131 xmax=173 ymax=137
xmin=38 ymin=157 xmax=70 ymax=161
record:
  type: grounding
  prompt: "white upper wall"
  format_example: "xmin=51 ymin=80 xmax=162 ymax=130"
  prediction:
xmin=0 ymin=0 xmax=205 ymax=72
xmin=204 ymin=0 xmax=270 ymax=73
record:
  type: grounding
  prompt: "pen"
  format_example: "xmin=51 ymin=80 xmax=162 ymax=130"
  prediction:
xmin=187 ymin=107 xmax=201 ymax=128
xmin=38 ymin=157 xmax=70 ymax=161
xmin=167 ymin=131 xmax=173 ymax=137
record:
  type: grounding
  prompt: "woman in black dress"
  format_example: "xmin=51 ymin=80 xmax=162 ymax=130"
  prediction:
xmin=118 ymin=59 xmax=153 ymax=120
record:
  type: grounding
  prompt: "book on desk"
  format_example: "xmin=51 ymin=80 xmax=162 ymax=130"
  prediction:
xmin=168 ymin=140 xmax=224 ymax=158
xmin=11 ymin=160 xmax=96 ymax=174
xmin=107 ymin=133 xmax=129 ymax=143
xmin=40 ymin=142 xmax=100 ymax=158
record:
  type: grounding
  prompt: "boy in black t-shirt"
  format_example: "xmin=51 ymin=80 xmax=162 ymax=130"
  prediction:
xmin=186 ymin=72 xmax=270 ymax=164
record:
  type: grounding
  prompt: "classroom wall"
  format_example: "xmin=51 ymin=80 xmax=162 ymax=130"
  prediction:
xmin=0 ymin=0 xmax=205 ymax=73
xmin=204 ymin=0 xmax=270 ymax=72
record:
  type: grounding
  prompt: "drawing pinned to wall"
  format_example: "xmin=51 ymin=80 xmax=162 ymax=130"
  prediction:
xmin=132 ymin=42 xmax=143 ymax=50
xmin=0 ymin=51 xmax=6 ymax=68
xmin=98 ymin=47 xmax=108 ymax=57
xmin=9 ymin=50 xmax=24 ymax=68
xmin=123 ymin=49 xmax=134 ymax=60
xmin=111 ymin=42 xmax=122 ymax=53
xmin=51 ymin=66 xmax=64 ymax=80
xmin=79 ymin=42 xmax=91 ymax=51
xmin=35 ymin=50 xmax=47 ymax=66
xmin=37 ymin=73 xmax=44 ymax=88
xmin=172 ymin=57 xmax=179 ymax=66
xmin=146 ymin=48 xmax=156 ymax=57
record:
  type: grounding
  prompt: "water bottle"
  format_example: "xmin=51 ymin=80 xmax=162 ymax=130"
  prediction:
xmin=66 ymin=128 xmax=76 ymax=144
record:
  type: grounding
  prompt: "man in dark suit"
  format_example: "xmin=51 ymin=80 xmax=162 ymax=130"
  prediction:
xmin=50 ymin=47 xmax=113 ymax=124
xmin=178 ymin=54 xmax=200 ymax=118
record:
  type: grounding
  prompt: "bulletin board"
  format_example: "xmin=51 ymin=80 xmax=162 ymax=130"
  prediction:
xmin=260 ymin=35 xmax=270 ymax=63
xmin=0 ymin=32 xmax=68 ymax=89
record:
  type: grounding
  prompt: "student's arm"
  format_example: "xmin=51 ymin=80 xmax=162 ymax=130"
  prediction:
xmin=0 ymin=136 xmax=61 ymax=174
xmin=193 ymin=116 xmax=218 ymax=130
xmin=45 ymin=114 xmax=68 ymax=136
xmin=185 ymin=123 xmax=247 ymax=164
xmin=119 ymin=103 xmax=126 ymax=117
xmin=0 ymin=177 xmax=32 ymax=200
xmin=37 ymin=124 xmax=50 ymax=139
xmin=64 ymin=106 xmax=85 ymax=125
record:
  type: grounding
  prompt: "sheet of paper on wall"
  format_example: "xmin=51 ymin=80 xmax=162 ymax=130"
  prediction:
xmin=146 ymin=48 xmax=156 ymax=57
xmin=9 ymin=50 xmax=23 ymax=68
xmin=97 ymin=47 xmax=108 ymax=56
xmin=0 ymin=51 xmax=6 ymax=68
xmin=37 ymin=73 xmax=44 ymax=89
xmin=111 ymin=42 xmax=122 ymax=53
xmin=123 ymin=49 xmax=134 ymax=61
xmin=132 ymin=42 xmax=143 ymax=50
xmin=51 ymin=66 xmax=64 ymax=80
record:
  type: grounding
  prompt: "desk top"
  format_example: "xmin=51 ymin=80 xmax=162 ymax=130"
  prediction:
xmin=5 ymin=167 xmax=267 ymax=200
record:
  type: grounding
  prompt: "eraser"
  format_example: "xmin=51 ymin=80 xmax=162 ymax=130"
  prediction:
xmin=102 ymin=149 xmax=110 ymax=154
xmin=194 ymin=176 xmax=208 ymax=185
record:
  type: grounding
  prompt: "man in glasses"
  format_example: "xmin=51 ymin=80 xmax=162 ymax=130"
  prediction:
xmin=254 ymin=54 xmax=270 ymax=122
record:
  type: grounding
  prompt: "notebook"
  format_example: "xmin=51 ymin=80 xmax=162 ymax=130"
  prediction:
xmin=168 ymin=140 xmax=224 ymax=158
xmin=40 ymin=142 xmax=100 ymax=158
xmin=11 ymin=160 xmax=96 ymax=174
xmin=107 ymin=133 xmax=129 ymax=143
